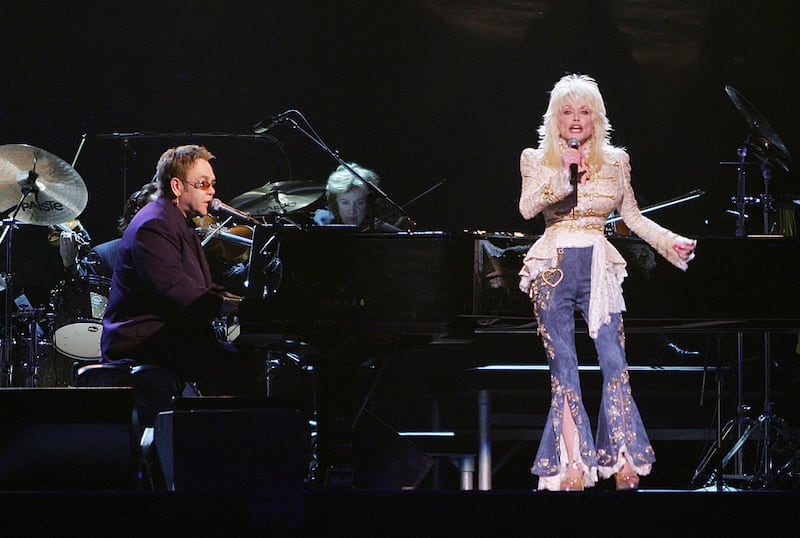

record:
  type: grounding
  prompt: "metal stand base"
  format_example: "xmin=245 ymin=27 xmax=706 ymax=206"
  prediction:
xmin=691 ymin=332 xmax=800 ymax=490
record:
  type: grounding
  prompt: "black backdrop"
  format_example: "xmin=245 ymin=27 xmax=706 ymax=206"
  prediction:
xmin=2 ymin=1 xmax=799 ymax=303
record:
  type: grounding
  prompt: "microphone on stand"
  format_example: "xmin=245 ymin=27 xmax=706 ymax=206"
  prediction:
xmin=209 ymin=198 xmax=261 ymax=225
xmin=253 ymin=111 xmax=293 ymax=134
xmin=567 ymin=138 xmax=580 ymax=186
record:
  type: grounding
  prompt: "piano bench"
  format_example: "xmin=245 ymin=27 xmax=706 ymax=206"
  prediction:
xmin=73 ymin=362 xmax=134 ymax=387
xmin=73 ymin=363 xmax=199 ymax=428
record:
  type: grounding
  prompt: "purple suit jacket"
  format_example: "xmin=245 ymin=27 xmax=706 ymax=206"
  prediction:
xmin=101 ymin=197 xmax=224 ymax=361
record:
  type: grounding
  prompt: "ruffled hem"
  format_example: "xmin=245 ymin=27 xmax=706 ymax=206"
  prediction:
xmin=597 ymin=446 xmax=652 ymax=479
xmin=518 ymin=230 xmax=628 ymax=338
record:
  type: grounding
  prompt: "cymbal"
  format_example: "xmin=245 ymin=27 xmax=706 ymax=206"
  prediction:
xmin=0 ymin=144 xmax=88 ymax=225
xmin=725 ymin=85 xmax=792 ymax=171
xmin=229 ymin=180 xmax=324 ymax=215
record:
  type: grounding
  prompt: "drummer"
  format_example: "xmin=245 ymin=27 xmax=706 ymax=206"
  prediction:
xmin=313 ymin=162 xmax=404 ymax=232
xmin=59 ymin=181 xmax=160 ymax=278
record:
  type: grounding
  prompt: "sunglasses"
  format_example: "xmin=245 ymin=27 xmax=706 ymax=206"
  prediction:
xmin=182 ymin=179 xmax=217 ymax=191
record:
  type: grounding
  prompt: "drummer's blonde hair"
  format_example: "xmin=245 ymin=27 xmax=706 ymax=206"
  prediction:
xmin=325 ymin=162 xmax=379 ymax=219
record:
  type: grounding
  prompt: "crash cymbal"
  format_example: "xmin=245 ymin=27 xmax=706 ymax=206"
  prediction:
xmin=0 ymin=144 xmax=88 ymax=225
xmin=229 ymin=180 xmax=324 ymax=215
xmin=725 ymin=85 xmax=792 ymax=171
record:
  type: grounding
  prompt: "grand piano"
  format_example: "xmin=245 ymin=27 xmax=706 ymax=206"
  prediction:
xmin=236 ymin=227 xmax=800 ymax=488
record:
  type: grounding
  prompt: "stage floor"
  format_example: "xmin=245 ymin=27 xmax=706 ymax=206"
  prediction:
xmin=2 ymin=487 xmax=799 ymax=536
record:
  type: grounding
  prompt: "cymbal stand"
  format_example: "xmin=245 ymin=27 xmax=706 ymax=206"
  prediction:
xmin=725 ymin=332 xmax=794 ymax=488
xmin=0 ymin=167 xmax=40 ymax=386
xmin=733 ymin=144 xmax=749 ymax=237
xmin=1 ymin=219 xmax=15 ymax=387
xmin=691 ymin=332 xmax=753 ymax=489
xmin=693 ymin=330 xmax=795 ymax=489
xmin=732 ymin=136 xmax=780 ymax=237
xmin=757 ymin=160 xmax=775 ymax=234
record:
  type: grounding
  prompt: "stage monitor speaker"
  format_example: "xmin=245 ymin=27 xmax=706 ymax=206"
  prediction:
xmin=353 ymin=409 xmax=433 ymax=489
xmin=0 ymin=387 xmax=136 ymax=490
xmin=153 ymin=398 xmax=308 ymax=493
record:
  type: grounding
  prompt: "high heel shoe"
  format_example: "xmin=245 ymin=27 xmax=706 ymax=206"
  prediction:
xmin=615 ymin=472 xmax=639 ymax=491
xmin=560 ymin=473 xmax=584 ymax=491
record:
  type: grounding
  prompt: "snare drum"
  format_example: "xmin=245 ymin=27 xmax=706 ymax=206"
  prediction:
xmin=50 ymin=276 xmax=111 ymax=360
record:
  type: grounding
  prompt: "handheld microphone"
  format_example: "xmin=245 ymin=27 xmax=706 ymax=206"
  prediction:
xmin=567 ymin=138 xmax=580 ymax=186
xmin=209 ymin=198 xmax=261 ymax=225
xmin=253 ymin=111 xmax=293 ymax=134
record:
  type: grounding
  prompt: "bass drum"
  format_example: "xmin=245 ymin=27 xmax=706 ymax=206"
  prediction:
xmin=50 ymin=276 xmax=111 ymax=360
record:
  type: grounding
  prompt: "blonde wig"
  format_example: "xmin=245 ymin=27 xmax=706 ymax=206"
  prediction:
xmin=537 ymin=74 xmax=616 ymax=170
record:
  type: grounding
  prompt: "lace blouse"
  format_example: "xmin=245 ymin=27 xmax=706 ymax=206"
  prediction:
xmin=518 ymin=146 xmax=693 ymax=338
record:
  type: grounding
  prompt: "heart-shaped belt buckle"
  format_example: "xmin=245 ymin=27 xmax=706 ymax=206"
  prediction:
xmin=541 ymin=267 xmax=564 ymax=287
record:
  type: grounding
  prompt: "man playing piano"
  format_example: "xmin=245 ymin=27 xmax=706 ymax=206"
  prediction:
xmin=100 ymin=145 xmax=259 ymax=396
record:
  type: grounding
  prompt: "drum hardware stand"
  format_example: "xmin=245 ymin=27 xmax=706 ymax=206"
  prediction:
xmin=1 ymin=167 xmax=42 ymax=387
xmin=733 ymin=145 xmax=750 ymax=238
xmin=722 ymin=332 xmax=797 ymax=488
xmin=731 ymin=143 xmax=778 ymax=237
xmin=692 ymin=331 xmax=795 ymax=489
xmin=692 ymin=332 xmax=749 ymax=489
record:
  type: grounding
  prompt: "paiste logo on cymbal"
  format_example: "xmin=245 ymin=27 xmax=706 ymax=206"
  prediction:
xmin=0 ymin=143 xmax=88 ymax=225
xmin=20 ymin=200 xmax=66 ymax=212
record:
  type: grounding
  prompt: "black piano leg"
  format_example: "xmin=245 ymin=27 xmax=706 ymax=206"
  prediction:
xmin=314 ymin=352 xmax=360 ymax=488
xmin=316 ymin=353 xmax=392 ymax=488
